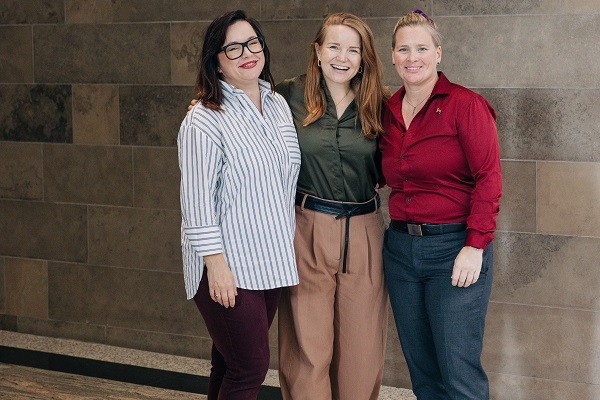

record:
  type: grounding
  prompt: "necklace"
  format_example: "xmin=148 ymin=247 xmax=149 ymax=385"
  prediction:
xmin=334 ymin=88 xmax=351 ymax=107
xmin=404 ymin=95 xmax=429 ymax=115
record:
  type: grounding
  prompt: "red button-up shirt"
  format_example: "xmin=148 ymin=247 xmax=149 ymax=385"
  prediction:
xmin=380 ymin=73 xmax=502 ymax=249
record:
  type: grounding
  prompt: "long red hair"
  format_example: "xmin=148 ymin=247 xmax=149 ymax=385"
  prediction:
xmin=304 ymin=13 xmax=389 ymax=139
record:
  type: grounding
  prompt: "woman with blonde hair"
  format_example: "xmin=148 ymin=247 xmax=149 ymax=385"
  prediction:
xmin=381 ymin=10 xmax=501 ymax=399
xmin=276 ymin=12 xmax=389 ymax=400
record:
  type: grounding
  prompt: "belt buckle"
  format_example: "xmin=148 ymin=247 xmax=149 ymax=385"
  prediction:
xmin=407 ymin=223 xmax=423 ymax=236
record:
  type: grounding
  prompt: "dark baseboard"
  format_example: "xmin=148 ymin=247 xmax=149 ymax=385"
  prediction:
xmin=0 ymin=345 xmax=282 ymax=399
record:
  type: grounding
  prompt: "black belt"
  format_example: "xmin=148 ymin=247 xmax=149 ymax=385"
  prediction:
xmin=390 ymin=220 xmax=466 ymax=236
xmin=295 ymin=192 xmax=380 ymax=273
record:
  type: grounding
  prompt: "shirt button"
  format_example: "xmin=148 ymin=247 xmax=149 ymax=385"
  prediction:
xmin=407 ymin=197 xmax=412 ymax=203
xmin=404 ymin=177 xmax=409 ymax=182
xmin=400 ymin=155 xmax=406 ymax=159
xmin=401 ymin=134 xmax=405 ymax=138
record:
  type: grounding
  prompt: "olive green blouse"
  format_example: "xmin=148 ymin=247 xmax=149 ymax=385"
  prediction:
xmin=275 ymin=75 xmax=380 ymax=203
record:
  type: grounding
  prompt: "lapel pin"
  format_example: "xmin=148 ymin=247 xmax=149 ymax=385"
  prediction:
xmin=436 ymin=108 xmax=442 ymax=114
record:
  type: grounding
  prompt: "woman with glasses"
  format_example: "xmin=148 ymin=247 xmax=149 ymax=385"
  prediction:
xmin=187 ymin=12 xmax=389 ymax=399
xmin=177 ymin=10 xmax=300 ymax=399
xmin=275 ymin=13 xmax=389 ymax=400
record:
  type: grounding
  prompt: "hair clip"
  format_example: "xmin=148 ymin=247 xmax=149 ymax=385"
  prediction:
xmin=413 ymin=9 xmax=435 ymax=25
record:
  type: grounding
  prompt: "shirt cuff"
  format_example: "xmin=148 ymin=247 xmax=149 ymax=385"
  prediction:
xmin=465 ymin=229 xmax=491 ymax=251
xmin=183 ymin=225 xmax=224 ymax=256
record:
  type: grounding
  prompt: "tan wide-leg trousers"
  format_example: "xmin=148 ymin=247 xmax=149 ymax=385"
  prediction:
xmin=278 ymin=205 xmax=388 ymax=400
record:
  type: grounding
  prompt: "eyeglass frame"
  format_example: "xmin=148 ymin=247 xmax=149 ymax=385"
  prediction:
xmin=219 ymin=36 xmax=266 ymax=60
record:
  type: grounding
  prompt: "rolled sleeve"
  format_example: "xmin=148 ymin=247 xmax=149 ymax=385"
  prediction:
xmin=178 ymin=110 xmax=224 ymax=257
xmin=183 ymin=225 xmax=223 ymax=256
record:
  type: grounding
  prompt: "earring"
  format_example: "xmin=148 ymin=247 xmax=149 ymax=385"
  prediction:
xmin=318 ymin=59 xmax=321 ymax=67
xmin=358 ymin=65 xmax=363 ymax=73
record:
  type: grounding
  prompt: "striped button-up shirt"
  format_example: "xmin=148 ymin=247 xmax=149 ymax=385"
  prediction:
xmin=177 ymin=79 xmax=300 ymax=299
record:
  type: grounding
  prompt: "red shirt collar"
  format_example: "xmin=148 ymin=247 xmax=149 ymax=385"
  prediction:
xmin=387 ymin=72 xmax=452 ymax=107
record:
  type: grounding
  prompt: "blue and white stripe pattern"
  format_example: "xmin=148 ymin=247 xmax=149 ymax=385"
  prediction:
xmin=178 ymin=79 xmax=300 ymax=299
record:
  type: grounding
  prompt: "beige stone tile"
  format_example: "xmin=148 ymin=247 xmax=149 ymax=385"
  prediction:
xmin=479 ymin=88 xmax=600 ymax=162
xmin=0 ymin=26 xmax=33 ymax=83
xmin=259 ymin=19 xmax=325 ymax=83
xmin=260 ymin=0 xmax=429 ymax=19
xmin=0 ymin=0 xmax=64 ymax=24
xmin=66 ymin=0 xmax=258 ymax=23
xmin=34 ymin=24 xmax=170 ymax=84
xmin=0 ymin=142 xmax=43 ymax=200
xmin=4 ymin=258 xmax=48 ymax=319
xmin=0 ymin=200 xmax=87 ymax=262
xmin=537 ymin=162 xmax=600 ymax=237
xmin=105 ymin=326 xmax=204 ymax=358
xmin=72 ymin=85 xmax=120 ymax=145
xmin=43 ymin=144 xmax=133 ymax=206
xmin=119 ymin=85 xmax=192 ymax=146
xmin=493 ymin=232 xmax=600 ymax=310
xmin=133 ymin=147 xmax=179 ymax=210
xmin=489 ymin=371 xmax=600 ymax=400
xmin=197 ymin=336 xmax=212 ymax=361
xmin=496 ymin=161 xmax=536 ymax=232
xmin=369 ymin=18 xmax=404 ymax=87
xmin=483 ymin=302 xmax=600 ymax=384
xmin=562 ymin=0 xmax=600 ymax=13
xmin=170 ymin=22 xmax=210 ymax=86
xmin=432 ymin=0 xmax=562 ymax=15
xmin=88 ymin=206 xmax=182 ymax=271
xmin=48 ymin=262 xmax=197 ymax=335
xmin=437 ymin=15 xmax=600 ymax=89
xmin=0 ymin=84 xmax=72 ymax=143
xmin=16 ymin=316 xmax=107 ymax=344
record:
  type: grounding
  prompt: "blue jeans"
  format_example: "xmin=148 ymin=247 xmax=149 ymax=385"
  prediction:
xmin=383 ymin=225 xmax=493 ymax=400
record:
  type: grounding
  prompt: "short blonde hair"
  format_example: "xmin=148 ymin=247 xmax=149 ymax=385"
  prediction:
xmin=392 ymin=10 xmax=442 ymax=48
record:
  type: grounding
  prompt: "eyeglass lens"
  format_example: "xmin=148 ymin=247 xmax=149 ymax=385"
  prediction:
xmin=223 ymin=37 xmax=264 ymax=60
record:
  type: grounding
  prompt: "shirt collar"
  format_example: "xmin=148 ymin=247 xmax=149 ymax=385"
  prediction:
xmin=321 ymin=79 xmax=357 ymax=117
xmin=388 ymin=72 xmax=451 ymax=107
xmin=219 ymin=78 xmax=273 ymax=96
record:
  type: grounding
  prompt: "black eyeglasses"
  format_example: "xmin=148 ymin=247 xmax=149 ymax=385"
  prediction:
xmin=220 ymin=36 xmax=265 ymax=60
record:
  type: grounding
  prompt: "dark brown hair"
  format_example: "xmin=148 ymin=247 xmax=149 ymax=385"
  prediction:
xmin=195 ymin=10 xmax=275 ymax=111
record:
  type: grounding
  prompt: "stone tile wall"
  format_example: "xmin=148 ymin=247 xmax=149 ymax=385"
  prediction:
xmin=1 ymin=1 xmax=599 ymax=398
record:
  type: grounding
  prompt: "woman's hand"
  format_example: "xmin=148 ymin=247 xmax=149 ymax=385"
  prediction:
xmin=204 ymin=253 xmax=238 ymax=307
xmin=188 ymin=98 xmax=198 ymax=112
xmin=451 ymin=246 xmax=483 ymax=288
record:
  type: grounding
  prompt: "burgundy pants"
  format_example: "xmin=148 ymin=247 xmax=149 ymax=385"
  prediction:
xmin=193 ymin=271 xmax=282 ymax=400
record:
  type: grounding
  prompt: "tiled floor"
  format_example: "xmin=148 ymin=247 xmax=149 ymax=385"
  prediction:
xmin=0 ymin=363 xmax=206 ymax=400
xmin=0 ymin=330 xmax=416 ymax=399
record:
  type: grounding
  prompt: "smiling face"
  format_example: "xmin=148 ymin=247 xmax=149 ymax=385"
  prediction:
xmin=217 ymin=20 xmax=265 ymax=90
xmin=315 ymin=24 xmax=362 ymax=88
xmin=392 ymin=25 xmax=441 ymax=88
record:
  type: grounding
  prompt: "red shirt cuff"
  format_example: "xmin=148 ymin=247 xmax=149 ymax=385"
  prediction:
xmin=465 ymin=230 xmax=492 ymax=250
